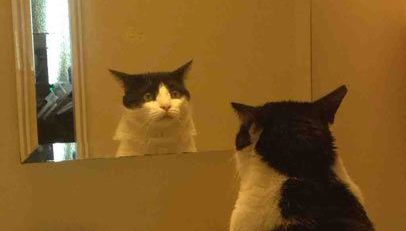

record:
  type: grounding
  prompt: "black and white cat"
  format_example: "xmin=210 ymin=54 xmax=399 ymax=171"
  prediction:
xmin=230 ymin=86 xmax=374 ymax=231
xmin=110 ymin=61 xmax=197 ymax=156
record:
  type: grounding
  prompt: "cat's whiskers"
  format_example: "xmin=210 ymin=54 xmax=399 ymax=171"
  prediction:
xmin=149 ymin=110 xmax=164 ymax=121
xmin=168 ymin=111 xmax=181 ymax=119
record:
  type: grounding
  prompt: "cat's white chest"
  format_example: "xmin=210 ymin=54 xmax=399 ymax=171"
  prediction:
xmin=231 ymin=151 xmax=288 ymax=231
xmin=114 ymin=110 xmax=197 ymax=156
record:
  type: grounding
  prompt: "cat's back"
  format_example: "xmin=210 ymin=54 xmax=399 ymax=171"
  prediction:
xmin=232 ymin=151 xmax=374 ymax=231
xmin=277 ymin=176 xmax=374 ymax=231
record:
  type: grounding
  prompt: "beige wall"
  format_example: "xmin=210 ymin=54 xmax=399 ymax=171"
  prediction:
xmin=312 ymin=0 xmax=406 ymax=230
xmin=82 ymin=0 xmax=311 ymax=157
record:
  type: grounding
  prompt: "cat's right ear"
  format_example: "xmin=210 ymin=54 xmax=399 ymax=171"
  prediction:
xmin=314 ymin=85 xmax=348 ymax=124
xmin=109 ymin=69 xmax=131 ymax=89
xmin=231 ymin=102 xmax=257 ymax=124
xmin=173 ymin=60 xmax=193 ymax=79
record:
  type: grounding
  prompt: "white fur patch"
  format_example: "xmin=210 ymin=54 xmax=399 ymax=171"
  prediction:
xmin=142 ymin=84 xmax=185 ymax=121
xmin=231 ymin=150 xmax=287 ymax=231
xmin=114 ymin=84 xmax=197 ymax=156
xmin=231 ymin=127 xmax=288 ymax=231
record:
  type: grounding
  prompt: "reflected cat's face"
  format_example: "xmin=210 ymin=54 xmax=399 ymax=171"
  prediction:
xmin=110 ymin=60 xmax=192 ymax=122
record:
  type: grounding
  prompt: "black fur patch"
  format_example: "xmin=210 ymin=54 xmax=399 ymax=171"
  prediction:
xmin=254 ymin=102 xmax=336 ymax=178
xmin=231 ymin=102 xmax=257 ymax=150
xmin=235 ymin=124 xmax=252 ymax=150
xmin=276 ymin=177 xmax=373 ymax=231
xmin=232 ymin=85 xmax=374 ymax=231
xmin=110 ymin=60 xmax=192 ymax=109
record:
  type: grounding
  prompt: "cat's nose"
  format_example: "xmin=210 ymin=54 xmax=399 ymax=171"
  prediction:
xmin=160 ymin=105 xmax=171 ymax=111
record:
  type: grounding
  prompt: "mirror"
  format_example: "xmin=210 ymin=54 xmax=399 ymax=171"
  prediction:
xmin=13 ymin=0 xmax=311 ymax=163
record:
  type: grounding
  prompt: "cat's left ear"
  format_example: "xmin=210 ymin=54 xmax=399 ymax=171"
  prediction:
xmin=172 ymin=60 xmax=193 ymax=80
xmin=314 ymin=85 xmax=348 ymax=124
xmin=231 ymin=102 xmax=258 ymax=125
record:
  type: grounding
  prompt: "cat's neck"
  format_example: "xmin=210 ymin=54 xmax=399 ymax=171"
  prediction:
xmin=235 ymin=150 xmax=287 ymax=189
xmin=114 ymin=109 xmax=196 ymax=140
xmin=114 ymin=110 xmax=197 ymax=156
xmin=235 ymin=149 xmax=364 ymax=205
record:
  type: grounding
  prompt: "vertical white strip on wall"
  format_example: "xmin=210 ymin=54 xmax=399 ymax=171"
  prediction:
xmin=69 ymin=0 xmax=89 ymax=159
xmin=12 ymin=0 xmax=39 ymax=161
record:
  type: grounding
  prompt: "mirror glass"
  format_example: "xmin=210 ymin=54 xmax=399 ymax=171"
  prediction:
xmin=14 ymin=0 xmax=311 ymax=163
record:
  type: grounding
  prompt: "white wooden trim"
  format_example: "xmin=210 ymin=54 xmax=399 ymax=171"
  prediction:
xmin=12 ymin=0 xmax=38 ymax=162
xmin=69 ymin=0 xmax=89 ymax=159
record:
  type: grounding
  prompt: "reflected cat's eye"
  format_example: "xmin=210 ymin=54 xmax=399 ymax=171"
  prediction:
xmin=171 ymin=90 xmax=181 ymax=98
xmin=143 ymin=93 xmax=153 ymax=102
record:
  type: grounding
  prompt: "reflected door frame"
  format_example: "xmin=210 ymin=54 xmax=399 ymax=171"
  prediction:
xmin=11 ymin=0 xmax=89 ymax=161
xmin=69 ymin=0 xmax=89 ymax=159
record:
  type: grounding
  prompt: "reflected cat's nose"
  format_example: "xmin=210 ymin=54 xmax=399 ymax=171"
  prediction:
xmin=160 ymin=105 xmax=171 ymax=111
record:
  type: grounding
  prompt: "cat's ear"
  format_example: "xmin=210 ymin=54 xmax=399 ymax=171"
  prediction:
xmin=109 ymin=69 xmax=130 ymax=85
xmin=109 ymin=69 xmax=137 ymax=90
xmin=231 ymin=102 xmax=258 ymax=124
xmin=314 ymin=85 xmax=348 ymax=124
xmin=172 ymin=60 xmax=193 ymax=79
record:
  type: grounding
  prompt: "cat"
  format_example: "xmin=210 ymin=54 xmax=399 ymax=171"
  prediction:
xmin=230 ymin=85 xmax=374 ymax=231
xmin=109 ymin=61 xmax=197 ymax=156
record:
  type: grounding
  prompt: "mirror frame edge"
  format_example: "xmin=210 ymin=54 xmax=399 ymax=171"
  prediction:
xmin=69 ymin=0 xmax=89 ymax=159
xmin=12 ymin=0 xmax=38 ymax=163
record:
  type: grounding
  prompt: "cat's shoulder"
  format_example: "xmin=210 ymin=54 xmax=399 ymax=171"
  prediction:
xmin=279 ymin=178 xmax=326 ymax=217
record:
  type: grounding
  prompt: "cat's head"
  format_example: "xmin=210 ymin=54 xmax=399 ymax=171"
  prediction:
xmin=110 ymin=60 xmax=193 ymax=123
xmin=231 ymin=85 xmax=347 ymax=178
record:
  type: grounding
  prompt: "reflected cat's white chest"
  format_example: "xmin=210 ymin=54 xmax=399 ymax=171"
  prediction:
xmin=231 ymin=151 xmax=288 ymax=231
xmin=113 ymin=110 xmax=197 ymax=156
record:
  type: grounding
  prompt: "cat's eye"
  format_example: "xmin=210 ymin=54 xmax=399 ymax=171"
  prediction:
xmin=171 ymin=90 xmax=181 ymax=98
xmin=143 ymin=93 xmax=153 ymax=102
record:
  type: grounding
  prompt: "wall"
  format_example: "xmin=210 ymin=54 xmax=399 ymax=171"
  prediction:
xmin=81 ymin=0 xmax=311 ymax=157
xmin=312 ymin=0 xmax=406 ymax=230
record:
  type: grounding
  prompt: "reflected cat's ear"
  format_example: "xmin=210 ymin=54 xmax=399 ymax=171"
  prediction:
xmin=314 ymin=85 xmax=348 ymax=124
xmin=172 ymin=60 xmax=193 ymax=79
xmin=231 ymin=102 xmax=257 ymax=124
xmin=109 ymin=69 xmax=135 ymax=90
xmin=109 ymin=69 xmax=129 ymax=84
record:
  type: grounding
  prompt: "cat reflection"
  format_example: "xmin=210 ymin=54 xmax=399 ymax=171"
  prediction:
xmin=109 ymin=61 xmax=197 ymax=156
